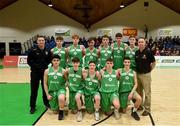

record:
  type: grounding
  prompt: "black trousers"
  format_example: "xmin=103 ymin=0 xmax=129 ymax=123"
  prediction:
xmin=30 ymin=71 xmax=49 ymax=108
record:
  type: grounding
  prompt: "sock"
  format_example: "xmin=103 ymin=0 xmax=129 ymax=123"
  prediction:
xmin=133 ymin=107 xmax=137 ymax=112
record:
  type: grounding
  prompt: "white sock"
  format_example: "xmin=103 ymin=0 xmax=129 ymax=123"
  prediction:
xmin=133 ymin=107 xmax=137 ymax=112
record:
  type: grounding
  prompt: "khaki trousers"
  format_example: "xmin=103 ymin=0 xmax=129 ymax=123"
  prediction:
xmin=137 ymin=72 xmax=151 ymax=111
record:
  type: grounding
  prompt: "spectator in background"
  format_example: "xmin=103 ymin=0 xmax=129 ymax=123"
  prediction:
xmin=27 ymin=36 xmax=51 ymax=114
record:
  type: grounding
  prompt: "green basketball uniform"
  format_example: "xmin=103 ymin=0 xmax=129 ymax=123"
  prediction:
xmin=119 ymin=69 xmax=134 ymax=108
xmin=52 ymin=47 xmax=66 ymax=68
xmin=99 ymin=69 xmax=119 ymax=112
xmin=99 ymin=46 xmax=112 ymax=68
xmin=48 ymin=67 xmax=66 ymax=110
xmin=113 ymin=42 xmax=126 ymax=69
xmin=68 ymin=45 xmax=83 ymax=67
xmin=84 ymin=48 xmax=98 ymax=69
xmin=125 ymin=46 xmax=138 ymax=70
xmin=84 ymin=71 xmax=100 ymax=112
xmin=68 ymin=67 xmax=83 ymax=110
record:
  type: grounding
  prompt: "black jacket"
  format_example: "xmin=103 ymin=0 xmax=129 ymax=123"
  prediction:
xmin=27 ymin=46 xmax=51 ymax=72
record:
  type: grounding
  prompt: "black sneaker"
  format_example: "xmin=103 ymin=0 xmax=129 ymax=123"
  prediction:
xmin=30 ymin=108 xmax=35 ymax=114
xmin=142 ymin=110 xmax=149 ymax=116
xmin=131 ymin=111 xmax=140 ymax=121
xmin=45 ymin=104 xmax=50 ymax=109
xmin=58 ymin=110 xmax=64 ymax=120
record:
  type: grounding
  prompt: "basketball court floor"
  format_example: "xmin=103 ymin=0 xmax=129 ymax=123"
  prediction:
xmin=0 ymin=67 xmax=180 ymax=126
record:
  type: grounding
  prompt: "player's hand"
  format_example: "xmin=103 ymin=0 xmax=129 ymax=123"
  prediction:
xmin=47 ymin=94 xmax=52 ymax=100
xmin=128 ymin=93 xmax=133 ymax=100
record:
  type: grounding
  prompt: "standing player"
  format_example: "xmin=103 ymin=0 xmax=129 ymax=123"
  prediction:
xmin=99 ymin=58 xmax=120 ymax=119
xmin=98 ymin=35 xmax=112 ymax=69
xmin=82 ymin=61 xmax=101 ymax=121
xmin=119 ymin=57 xmax=142 ymax=121
xmin=66 ymin=34 xmax=85 ymax=67
xmin=44 ymin=55 xmax=66 ymax=120
xmin=84 ymin=37 xmax=98 ymax=69
xmin=51 ymin=36 xmax=66 ymax=68
xmin=112 ymin=33 xmax=128 ymax=69
xmin=64 ymin=57 xmax=84 ymax=122
xmin=125 ymin=36 xmax=138 ymax=70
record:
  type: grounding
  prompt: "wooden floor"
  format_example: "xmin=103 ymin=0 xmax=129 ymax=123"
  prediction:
xmin=0 ymin=67 xmax=180 ymax=125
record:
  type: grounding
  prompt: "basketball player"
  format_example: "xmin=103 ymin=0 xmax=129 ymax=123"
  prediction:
xmin=84 ymin=37 xmax=98 ymax=69
xmin=64 ymin=57 xmax=84 ymax=122
xmin=44 ymin=55 xmax=66 ymax=120
xmin=51 ymin=36 xmax=66 ymax=68
xmin=125 ymin=36 xmax=138 ymax=70
xmin=111 ymin=33 xmax=128 ymax=69
xmin=119 ymin=57 xmax=142 ymax=121
xmin=82 ymin=61 xmax=101 ymax=121
xmin=99 ymin=58 xmax=120 ymax=119
xmin=66 ymin=34 xmax=85 ymax=67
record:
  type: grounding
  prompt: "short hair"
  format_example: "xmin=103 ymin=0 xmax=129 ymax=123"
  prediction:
xmin=106 ymin=58 xmax=113 ymax=62
xmin=72 ymin=34 xmax=80 ymax=39
xmin=138 ymin=37 xmax=145 ymax=40
xmin=88 ymin=37 xmax=95 ymax=43
xmin=51 ymin=54 xmax=61 ymax=60
xmin=89 ymin=61 xmax=96 ymax=65
xmin=129 ymin=35 xmax=136 ymax=39
xmin=115 ymin=33 xmax=122 ymax=38
xmin=123 ymin=57 xmax=131 ymax=61
xmin=72 ymin=57 xmax=80 ymax=63
xmin=37 ymin=35 xmax=45 ymax=39
xmin=56 ymin=36 xmax=63 ymax=41
xmin=102 ymin=35 xmax=109 ymax=39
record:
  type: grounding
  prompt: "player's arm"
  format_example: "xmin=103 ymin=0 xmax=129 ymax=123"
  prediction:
xmin=82 ymin=69 xmax=87 ymax=80
xmin=124 ymin=43 xmax=128 ymax=50
xmin=116 ymin=69 xmax=121 ymax=80
xmin=64 ymin=68 xmax=69 ymax=81
xmin=97 ymin=48 xmax=100 ymax=58
xmin=43 ymin=69 xmax=52 ymax=100
xmin=65 ymin=47 xmax=69 ymax=63
xmin=128 ymin=71 xmax=138 ymax=100
xmin=81 ymin=45 xmax=86 ymax=57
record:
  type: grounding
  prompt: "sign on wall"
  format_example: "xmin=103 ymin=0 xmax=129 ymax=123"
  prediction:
xmin=123 ymin=28 xmax=137 ymax=36
xmin=55 ymin=28 xmax=70 ymax=36
xmin=158 ymin=29 xmax=173 ymax=36
xmin=97 ymin=29 xmax=112 ymax=37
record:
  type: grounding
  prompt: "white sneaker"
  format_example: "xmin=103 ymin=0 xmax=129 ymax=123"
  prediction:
xmin=76 ymin=111 xmax=83 ymax=122
xmin=94 ymin=111 xmax=100 ymax=121
xmin=114 ymin=109 xmax=120 ymax=119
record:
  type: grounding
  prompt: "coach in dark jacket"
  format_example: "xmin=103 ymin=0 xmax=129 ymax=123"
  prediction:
xmin=27 ymin=36 xmax=51 ymax=114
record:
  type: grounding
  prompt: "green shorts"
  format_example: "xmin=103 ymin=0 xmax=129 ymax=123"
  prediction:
xmin=68 ymin=90 xmax=84 ymax=110
xmin=119 ymin=91 xmax=138 ymax=109
xmin=49 ymin=89 xmax=66 ymax=111
xmin=100 ymin=92 xmax=119 ymax=113
xmin=85 ymin=92 xmax=100 ymax=113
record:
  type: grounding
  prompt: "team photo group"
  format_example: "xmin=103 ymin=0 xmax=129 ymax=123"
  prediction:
xmin=27 ymin=33 xmax=156 ymax=122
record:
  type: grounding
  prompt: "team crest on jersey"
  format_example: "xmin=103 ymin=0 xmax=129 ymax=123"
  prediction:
xmin=90 ymin=56 xmax=93 ymax=59
xmin=74 ymin=52 xmax=77 ymax=55
xmin=104 ymin=53 xmax=108 ymax=56
xmin=125 ymin=76 xmax=129 ymax=80
xmin=54 ymin=75 xmax=57 ymax=79
xmin=73 ymin=78 xmax=76 ymax=81
xmin=117 ymin=50 xmax=120 ymax=53
xmin=89 ymin=82 xmax=92 ymax=85
xmin=45 ymin=51 xmax=48 ymax=55
xmin=108 ymin=78 xmax=112 ymax=81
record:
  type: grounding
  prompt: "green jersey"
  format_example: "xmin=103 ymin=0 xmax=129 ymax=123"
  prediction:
xmin=113 ymin=42 xmax=126 ymax=69
xmin=68 ymin=67 xmax=83 ymax=92
xmin=119 ymin=69 xmax=134 ymax=93
xmin=99 ymin=69 xmax=118 ymax=93
xmin=52 ymin=47 xmax=66 ymax=68
xmin=84 ymin=71 xmax=99 ymax=95
xmin=48 ymin=67 xmax=66 ymax=92
xmin=68 ymin=45 xmax=83 ymax=67
xmin=125 ymin=46 xmax=138 ymax=70
xmin=100 ymin=46 xmax=112 ymax=68
xmin=84 ymin=48 xmax=98 ymax=68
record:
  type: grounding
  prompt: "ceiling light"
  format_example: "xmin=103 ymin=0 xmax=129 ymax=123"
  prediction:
xmin=48 ymin=0 xmax=53 ymax=7
xmin=120 ymin=2 xmax=125 ymax=8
